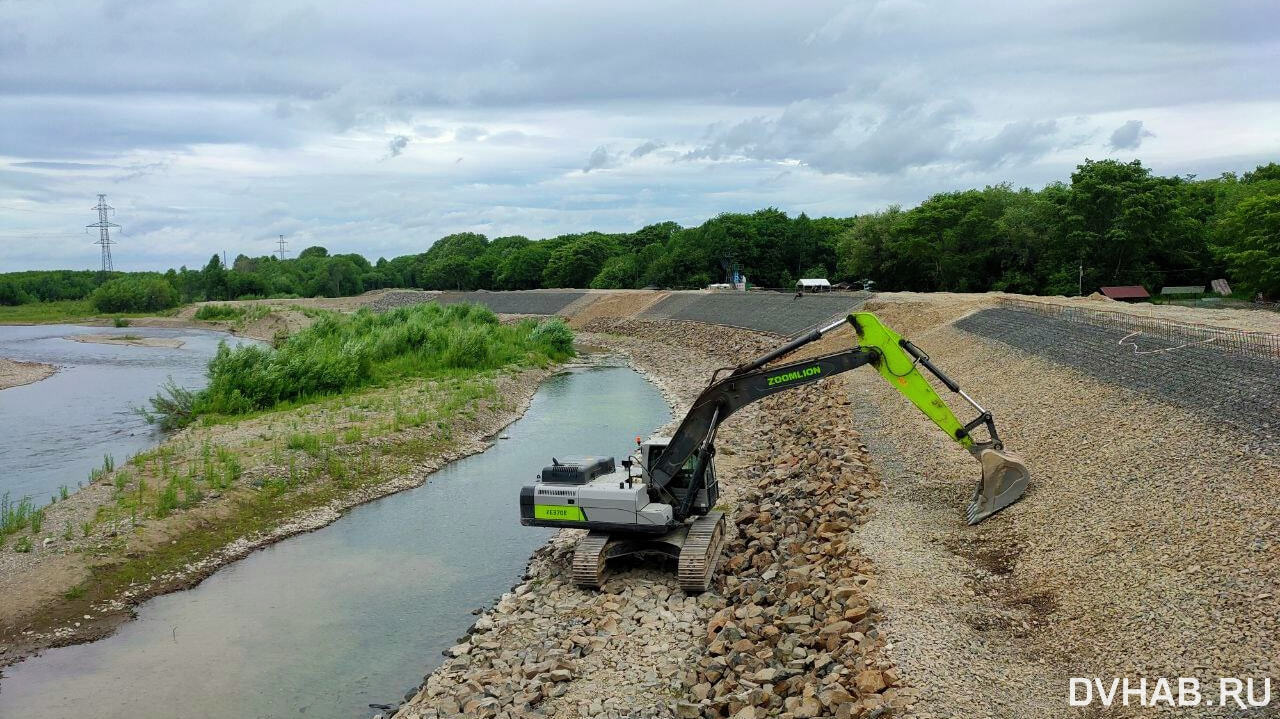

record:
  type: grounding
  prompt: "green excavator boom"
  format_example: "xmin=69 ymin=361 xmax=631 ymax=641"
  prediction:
xmin=848 ymin=311 xmax=1030 ymax=523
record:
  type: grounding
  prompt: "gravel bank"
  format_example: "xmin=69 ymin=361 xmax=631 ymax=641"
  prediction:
xmin=392 ymin=319 xmax=911 ymax=719
xmin=0 ymin=357 xmax=56 ymax=390
xmin=957 ymin=307 xmax=1280 ymax=446
xmin=366 ymin=290 xmax=585 ymax=316
xmin=641 ymin=292 xmax=870 ymax=336
xmin=845 ymin=306 xmax=1279 ymax=718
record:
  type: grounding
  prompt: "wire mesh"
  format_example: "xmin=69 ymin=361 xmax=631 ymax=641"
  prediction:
xmin=997 ymin=297 xmax=1280 ymax=359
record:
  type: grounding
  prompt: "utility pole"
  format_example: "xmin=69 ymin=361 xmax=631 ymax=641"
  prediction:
xmin=1078 ymin=261 xmax=1084 ymax=296
xmin=87 ymin=194 xmax=120 ymax=273
xmin=276 ymin=234 xmax=289 ymax=260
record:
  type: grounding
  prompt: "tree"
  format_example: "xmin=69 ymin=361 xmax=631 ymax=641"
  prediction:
xmin=542 ymin=234 xmax=615 ymax=288
xmin=591 ymin=255 xmax=639 ymax=288
xmin=201 ymin=254 xmax=228 ymax=300
xmin=496 ymin=245 xmax=550 ymax=289
xmin=90 ymin=277 xmax=180 ymax=312
xmin=1215 ymin=193 xmax=1280 ymax=298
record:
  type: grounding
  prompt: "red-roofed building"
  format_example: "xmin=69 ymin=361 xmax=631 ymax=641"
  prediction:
xmin=1099 ymin=285 xmax=1150 ymax=302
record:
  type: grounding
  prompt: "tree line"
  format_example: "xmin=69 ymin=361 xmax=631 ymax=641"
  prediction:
xmin=2 ymin=158 xmax=1276 ymax=313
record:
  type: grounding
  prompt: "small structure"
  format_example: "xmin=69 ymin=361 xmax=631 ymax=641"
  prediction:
xmin=1098 ymin=285 xmax=1150 ymax=302
xmin=706 ymin=283 xmax=733 ymax=291
xmin=795 ymin=278 xmax=832 ymax=293
xmin=1210 ymin=279 xmax=1232 ymax=296
xmin=1159 ymin=285 xmax=1204 ymax=297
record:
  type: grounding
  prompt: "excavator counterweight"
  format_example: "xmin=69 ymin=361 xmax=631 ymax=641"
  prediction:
xmin=519 ymin=312 xmax=1031 ymax=591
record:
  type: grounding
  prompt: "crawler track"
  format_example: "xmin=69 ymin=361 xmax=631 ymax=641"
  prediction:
xmin=678 ymin=511 xmax=725 ymax=593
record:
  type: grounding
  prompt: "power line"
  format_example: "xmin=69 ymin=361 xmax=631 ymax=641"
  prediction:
xmin=86 ymin=194 xmax=120 ymax=273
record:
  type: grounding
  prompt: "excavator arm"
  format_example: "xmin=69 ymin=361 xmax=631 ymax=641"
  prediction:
xmin=647 ymin=312 xmax=1029 ymax=524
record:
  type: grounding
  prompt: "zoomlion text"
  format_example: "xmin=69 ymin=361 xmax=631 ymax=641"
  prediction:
xmin=767 ymin=366 xmax=822 ymax=386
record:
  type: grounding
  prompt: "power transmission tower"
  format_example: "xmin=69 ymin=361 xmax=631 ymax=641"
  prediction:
xmin=276 ymin=234 xmax=289 ymax=260
xmin=87 ymin=194 xmax=120 ymax=273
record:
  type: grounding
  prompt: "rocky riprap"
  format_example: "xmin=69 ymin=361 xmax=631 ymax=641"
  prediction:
xmin=392 ymin=319 xmax=912 ymax=719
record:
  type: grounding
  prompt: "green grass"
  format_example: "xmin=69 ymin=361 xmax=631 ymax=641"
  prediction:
xmin=143 ymin=303 xmax=574 ymax=429
xmin=0 ymin=300 xmax=179 ymax=324
xmin=194 ymin=304 xmax=245 ymax=321
xmin=1 ymin=493 xmax=35 ymax=537
xmin=0 ymin=300 xmax=96 ymax=323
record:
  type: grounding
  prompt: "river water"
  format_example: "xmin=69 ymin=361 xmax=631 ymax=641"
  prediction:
xmin=0 ymin=324 xmax=260 ymax=502
xmin=0 ymin=364 xmax=670 ymax=719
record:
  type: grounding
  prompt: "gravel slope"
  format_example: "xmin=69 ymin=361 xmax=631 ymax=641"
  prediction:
xmin=845 ymin=304 xmax=1279 ymax=718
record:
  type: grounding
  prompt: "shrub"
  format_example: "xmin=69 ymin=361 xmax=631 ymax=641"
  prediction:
xmin=144 ymin=303 xmax=574 ymax=428
xmin=194 ymin=304 xmax=245 ymax=321
xmin=530 ymin=318 xmax=574 ymax=355
xmin=0 ymin=279 xmax=34 ymax=306
xmin=90 ymin=277 xmax=180 ymax=313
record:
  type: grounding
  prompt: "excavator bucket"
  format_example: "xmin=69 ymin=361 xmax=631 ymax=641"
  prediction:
xmin=966 ymin=448 xmax=1030 ymax=524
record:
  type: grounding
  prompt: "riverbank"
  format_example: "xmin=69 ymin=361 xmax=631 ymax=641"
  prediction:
xmin=0 ymin=358 xmax=56 ymax=390
xmin=0 ymin=361 xmax=557 ymax=667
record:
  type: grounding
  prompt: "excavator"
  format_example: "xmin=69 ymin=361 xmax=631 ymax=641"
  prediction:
xmin=519 ymin=312 xmax=1030 ymax=592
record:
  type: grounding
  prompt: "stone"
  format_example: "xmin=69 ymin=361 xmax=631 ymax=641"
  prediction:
xmin=855 ymin=669 xmax=887 ymax=694
xmin=675 ymin=701 xmax=702 ymax=719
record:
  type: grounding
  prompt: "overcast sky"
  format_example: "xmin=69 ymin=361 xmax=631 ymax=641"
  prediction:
xmin=1 ymin=1 xmax=1277 ymax=271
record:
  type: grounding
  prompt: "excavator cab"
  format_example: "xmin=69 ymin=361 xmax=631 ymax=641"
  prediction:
xmin=639 ymin=437 xmax=719 ymax=517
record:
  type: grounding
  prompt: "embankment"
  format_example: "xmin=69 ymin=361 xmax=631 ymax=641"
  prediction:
xmin=845 ymin=295 xmax=1280 ymax=718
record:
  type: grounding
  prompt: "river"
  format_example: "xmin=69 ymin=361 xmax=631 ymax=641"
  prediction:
xmin=0 ymin=324 xmax=261 ymax=502
xmin=0 ymin=364 xmax=670 ymax=719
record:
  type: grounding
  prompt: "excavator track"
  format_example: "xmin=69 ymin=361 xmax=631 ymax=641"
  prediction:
xmin=677 ymin=511 xmax=725 ymax=593
xmin=571 ymin=532 xmax=613 ymax=589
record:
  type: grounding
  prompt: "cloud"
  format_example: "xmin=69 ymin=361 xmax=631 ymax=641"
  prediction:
xmin=630 ymin=140 xmax=665 ymax=158
xmin=0 ymin=1 xmax=1276 ymax=270
xmin=384 ymin=134 xmax=410 ymax=159
xmin=582 ymin=146 xmax=616 ymax=173
xmin=956 ymin=120 xmax=1060 ymax=169
xmin=687 ymin=96 xmax=976 ymax=175
xmin=1108 ymin=120 xmax=1155 ymax=150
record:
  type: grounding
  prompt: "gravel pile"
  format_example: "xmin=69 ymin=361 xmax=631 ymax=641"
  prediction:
xmin=364 ymin=290 xmax=442 ymax=312
xmin=957 ymin=307 xmax=1280 ymax=447
xmin=685 ymin=385 xmax=914 ymax=719
xmin=365 ymin=290 xmax=586 ymax=316
xmin=844 ymin=310 xmax=1280 ymax=718
xmin=642 ymin=292 xmax=869 ymax=336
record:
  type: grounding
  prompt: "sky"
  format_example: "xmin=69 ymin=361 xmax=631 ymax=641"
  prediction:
xmin=1 ymin=1 xmax=1277 ymax=271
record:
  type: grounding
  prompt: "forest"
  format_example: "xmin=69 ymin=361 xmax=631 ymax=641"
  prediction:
xmin=2 ymin=159 xmax=1277 ymax=313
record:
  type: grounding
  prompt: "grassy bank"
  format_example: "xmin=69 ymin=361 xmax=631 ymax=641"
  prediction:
xmin=0 ymin=299 xmax=186 ymax=324
xmin=1 ymin=303 xmax=572 ymax=656
xmin=146 ymin=303 xmax=573 ymax=429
